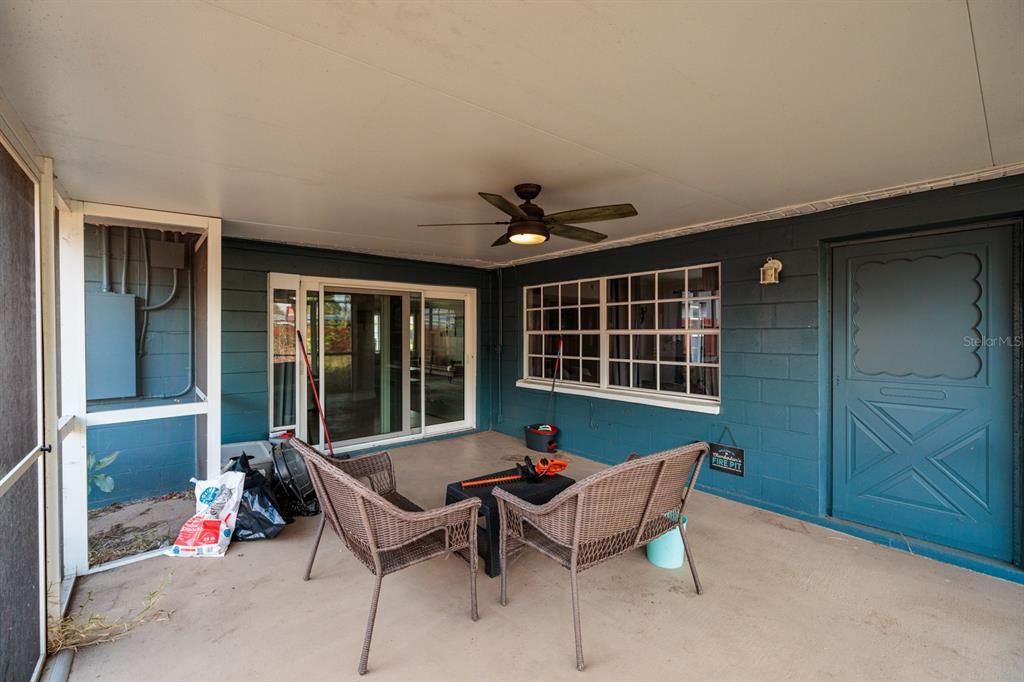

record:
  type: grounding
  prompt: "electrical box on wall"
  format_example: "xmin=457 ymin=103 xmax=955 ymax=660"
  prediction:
xmin=85 ymin=293 xmax=137 ymax=400
xmin=147 ymin=239 xmax=186 ymax=270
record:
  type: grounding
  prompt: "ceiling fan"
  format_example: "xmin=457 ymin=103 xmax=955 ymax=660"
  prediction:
xmin=417 ymin=183 xmax=638 ymax=246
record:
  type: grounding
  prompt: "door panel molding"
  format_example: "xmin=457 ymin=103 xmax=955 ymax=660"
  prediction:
xmin=830 ymin=222 xmax=1017 ymax=562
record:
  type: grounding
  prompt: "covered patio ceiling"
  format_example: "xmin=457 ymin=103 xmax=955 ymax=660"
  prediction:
xmin=0 ymin=1 xmax=1022 ymax=267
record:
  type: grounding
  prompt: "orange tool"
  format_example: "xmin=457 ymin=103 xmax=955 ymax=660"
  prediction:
xmin=461 ymin=457 xmax=568 ymax=488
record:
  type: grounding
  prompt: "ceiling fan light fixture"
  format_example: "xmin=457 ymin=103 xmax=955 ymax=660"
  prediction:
xmin=421 ymin=185 xmax=632 ymax=247
xmin=508 ymin=220 xmax=550 ymax=245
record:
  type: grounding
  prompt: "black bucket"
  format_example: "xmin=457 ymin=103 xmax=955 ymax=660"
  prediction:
xmin=524 ymin=424 xmax=559 ymax=453
xmin=269 ymin=440 xmax=321 ymax=516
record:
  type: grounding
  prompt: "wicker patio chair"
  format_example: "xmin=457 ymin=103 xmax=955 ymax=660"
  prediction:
xmin=302 ymin=445 xmax=421 ymax=582
xmin=291 ymin=438 xmax=481 ymax=675
xmin=495 ymin=441 xmax=709 ymax=671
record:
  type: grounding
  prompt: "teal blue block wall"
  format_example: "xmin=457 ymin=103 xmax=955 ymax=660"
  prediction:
xmin=86 ymin=417 xmax=196 ymax=509
xmin=220 ymin=238 xmax=497 ymax=444
xmin=493 ymin=175 xmax=1024 ymax=517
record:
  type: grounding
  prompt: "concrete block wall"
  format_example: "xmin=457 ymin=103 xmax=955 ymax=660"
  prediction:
xmin=495 ymin=233 xmax=825 ymax=514
xmin=85 ymin=417 xmax=196 ymax=508
xmin=494 ymin=175 xmax=1024 ymax=518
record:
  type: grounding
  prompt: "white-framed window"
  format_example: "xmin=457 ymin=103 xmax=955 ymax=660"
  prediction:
xmin=521 ymin=263 xmax=721 ymax=412
xmin=524 ymin=278 xmax=602 ymax=385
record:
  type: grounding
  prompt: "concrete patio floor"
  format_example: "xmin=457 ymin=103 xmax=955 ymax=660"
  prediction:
xmin=66 ymin=431 xmax=1024 ymax=681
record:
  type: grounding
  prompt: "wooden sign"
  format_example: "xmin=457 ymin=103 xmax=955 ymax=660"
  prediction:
xmin=709 ymin=443 xmax=744 ymax=476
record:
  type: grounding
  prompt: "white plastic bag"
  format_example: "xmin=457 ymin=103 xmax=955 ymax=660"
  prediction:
xmin=167 ymin=471 xmax=245 ymax=557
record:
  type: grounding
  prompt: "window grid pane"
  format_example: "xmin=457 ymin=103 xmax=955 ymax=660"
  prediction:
xmin=524 ymin=279 xmax=612 ymax=386
xmin=524 ymin=265 xmax=720 ymax=400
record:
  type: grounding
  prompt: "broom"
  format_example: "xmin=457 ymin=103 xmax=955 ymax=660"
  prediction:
xmin=296 ymin=329 xmax=335 ymax=456
xmin=545 ymin=335 xmax=563 ymax=426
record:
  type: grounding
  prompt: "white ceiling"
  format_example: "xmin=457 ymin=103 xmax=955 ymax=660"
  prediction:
xmin=1 ymin=1 xmax=1021 ymax=267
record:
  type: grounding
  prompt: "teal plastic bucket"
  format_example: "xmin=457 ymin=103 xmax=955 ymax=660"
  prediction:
xmin=646 ymin=513 xmax=686 ymax=569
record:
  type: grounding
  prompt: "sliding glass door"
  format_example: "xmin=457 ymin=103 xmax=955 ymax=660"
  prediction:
xmin=322 ymin=288 xmax=406 ymax=445
xmin=424 ymin=298 xmax=466 ymax=426
xmin=269 ymin=276 xmax=475 ymax=451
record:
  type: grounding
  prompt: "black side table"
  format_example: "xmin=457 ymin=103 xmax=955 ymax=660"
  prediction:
xmin=445 ymin=469 xmax=575 ymax=578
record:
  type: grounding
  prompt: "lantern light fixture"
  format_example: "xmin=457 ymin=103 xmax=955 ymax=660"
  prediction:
xmin=760 ymin=257 xmax=783 ymax=285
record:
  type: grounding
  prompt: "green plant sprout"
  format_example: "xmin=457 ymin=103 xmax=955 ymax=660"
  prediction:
xmin=87 ymin=451 xmax=119 ymax=494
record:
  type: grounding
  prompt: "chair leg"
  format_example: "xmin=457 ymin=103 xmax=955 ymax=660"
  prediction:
xmin=358 ymin=575 xmax=383 ymax=675
xmin=680 ymin=524 xmax=703 ymax=595
xmin=469 ymin=527 xmax=479 ymax=621
xmin=570 ymin=569 xmax=584 ymax=671
xmin=303 ymin=515 xmax=327 ymax=581
xmin=499 ymin=523 xmax=509 ymax=607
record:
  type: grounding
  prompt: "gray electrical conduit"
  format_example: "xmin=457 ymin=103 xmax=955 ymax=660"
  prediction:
xmin=137 ymin=231 xmax=181 ymax=355
xmin=136 ymin=229 xmax=195 ymax=400
xmin=140 ymin=232 xmax=180 ymax=310
xmin=99 ymin=225 xmax=110 ymax=292
xmin=138 ymin=227 xmax=149 ymax=356
xmin=120 ymin=226 xmax=128 ymax=295
xmin=142 ymin=269 xmax=194 ymax=400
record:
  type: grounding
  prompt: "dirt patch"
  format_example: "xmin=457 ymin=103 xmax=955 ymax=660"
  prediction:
xmin=750 ymin=509 xmax=810 ymax=534
xmin=88 ymin=490 xmax=194 ymax=566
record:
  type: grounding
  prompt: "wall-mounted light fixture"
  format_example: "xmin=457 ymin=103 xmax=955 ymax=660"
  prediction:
xmin=760 ymin=257 xmax=783 ymax=285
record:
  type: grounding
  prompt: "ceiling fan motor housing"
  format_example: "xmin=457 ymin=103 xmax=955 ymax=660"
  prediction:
xmin=513 ymin=183 xmax=542 ymax=201
xmin=519 ymin=203 xmax=545 ymax=218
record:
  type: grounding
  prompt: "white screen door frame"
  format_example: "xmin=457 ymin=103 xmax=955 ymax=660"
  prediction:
xmin=59 ymin=203 xmax=221 ymax=576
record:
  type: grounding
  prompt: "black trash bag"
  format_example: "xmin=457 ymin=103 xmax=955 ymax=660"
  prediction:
xmin=228 ymin=453 xmax=293 ymax=540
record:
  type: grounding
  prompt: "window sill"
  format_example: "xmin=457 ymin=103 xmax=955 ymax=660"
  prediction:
xmin=515 ymin=379 xmax=721 ymax=414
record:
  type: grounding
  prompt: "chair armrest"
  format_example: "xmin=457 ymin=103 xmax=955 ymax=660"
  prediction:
xmin=493 ymin=486 xmax=578 ymax=546
xmin=365 ymin=496 xmax=481 ymax=551
xmin=332 ymin=451 xmax=396 ymax=496
xmin=492 ymin=484 xmax=576 ymax=516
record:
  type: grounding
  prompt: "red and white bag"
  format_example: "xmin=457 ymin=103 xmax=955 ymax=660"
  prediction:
xmin=167 ymin=471 xmax=245 ymax=558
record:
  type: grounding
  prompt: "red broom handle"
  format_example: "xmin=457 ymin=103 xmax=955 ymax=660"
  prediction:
xmin=296 ymin=329 xmax=334 ymax=456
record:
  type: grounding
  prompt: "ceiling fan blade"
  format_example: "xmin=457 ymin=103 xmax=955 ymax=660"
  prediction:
xmin=544 ymin=203 xmax=637 ymax=224
xmin=548 ymin=223 xmax=608 ymax=243
xmin=479 ymin=192 xmax=528 ymax=219
xmin=491 ymin=233 xmax=511 ymax=247
xmin=417 ymin=221 xmax=509 ymax=227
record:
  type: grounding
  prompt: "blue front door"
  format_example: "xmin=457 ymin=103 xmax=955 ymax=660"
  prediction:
xmin=832 ymin=225 xmax=1015 ymax=561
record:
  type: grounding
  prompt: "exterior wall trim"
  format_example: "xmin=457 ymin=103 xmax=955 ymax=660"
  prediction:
xmin=515 ymin=378 xmax=721 ymax=414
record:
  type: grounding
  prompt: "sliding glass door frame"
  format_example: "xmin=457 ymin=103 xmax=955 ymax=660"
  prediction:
xmin=268 ymin=274 xmax=476 ymax=453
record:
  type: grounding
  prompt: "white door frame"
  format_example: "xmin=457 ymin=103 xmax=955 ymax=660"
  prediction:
xmin=59 ymin=202 xmax=221 ymax=575
xmin=267 ymin=273 xmax=302 ymax=434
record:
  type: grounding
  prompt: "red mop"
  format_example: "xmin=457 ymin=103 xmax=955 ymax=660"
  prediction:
xmin=296 ymin=329 xmax=334 ymax=456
